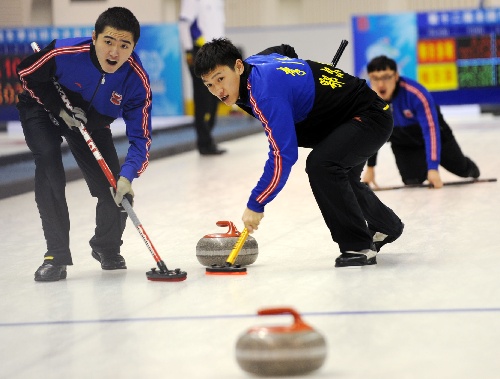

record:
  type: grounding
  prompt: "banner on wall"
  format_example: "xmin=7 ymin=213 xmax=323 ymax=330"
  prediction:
xmin=0 ymin=23 xmax=183 ymax=121
xmin=352 ymin=8 xmax=500 ymax=105
xmin=136 ymin=24 xmax=183 ymax=117
xmin=352 ymin=13 xmax=418 ymax=80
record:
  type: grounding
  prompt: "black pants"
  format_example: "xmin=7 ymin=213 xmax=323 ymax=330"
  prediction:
xmin=188 ymin=64 xmax=219 ymax=152
xmin=306 ymin=99 xmax=403 ymax=252
xmin=392 ymin=112 xmax=479 ymax=185
xmin=19 ymin=102 xmax=127 ymax=265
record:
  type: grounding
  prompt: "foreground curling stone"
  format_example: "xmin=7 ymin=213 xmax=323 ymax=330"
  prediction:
xmin=236 ymin=307 xmax=327 ymax=376
xmin=196 ymin=221 xmax=258 ymax=267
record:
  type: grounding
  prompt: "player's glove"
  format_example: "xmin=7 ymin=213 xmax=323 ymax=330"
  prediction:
xmin=112 ymin=176 xmax=134 ymax=207
xmin=59 ymin=107 xmax=87 ymax=130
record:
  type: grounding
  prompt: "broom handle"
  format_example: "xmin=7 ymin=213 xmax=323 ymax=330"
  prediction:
xmin=373 ymin=178 xmax=497 ymax=191
xmin=331 ymin=39 xmax=348 ymax=68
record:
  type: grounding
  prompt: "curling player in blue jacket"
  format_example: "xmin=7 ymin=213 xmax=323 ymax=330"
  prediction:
xmin=17 ymin=7 xmax=152 ymax=281
xmin=363 ymin=55 xmax=480 ymax=189
xmin=194 ymin=38 xmax=404 ymax=267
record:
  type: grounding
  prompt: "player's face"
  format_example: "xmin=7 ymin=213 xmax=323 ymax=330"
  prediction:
xmin=92 ymin=27 xmax=135 ymax=74
xmin=368 ymin=69 xmax=399 ymax=101
xmin=201 ymin=60 xmax=244 ymax=106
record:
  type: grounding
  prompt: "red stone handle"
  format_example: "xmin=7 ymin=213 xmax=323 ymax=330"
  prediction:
xmin=203 ymin=221 xmax=241 ymax=238
xmin=256 ymin=307 xmax=312 ymax=332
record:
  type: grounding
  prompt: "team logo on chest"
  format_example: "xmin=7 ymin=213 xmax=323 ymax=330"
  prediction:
xmin=110 ymin=91 xmax=122 ymax=105
xmin=403 ymin=109 xmax=414 ymax=118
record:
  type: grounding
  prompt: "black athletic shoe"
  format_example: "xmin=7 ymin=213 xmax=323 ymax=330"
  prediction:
xmin=198 ymin=145 xmax=226 ymax=155
xmin=34 ymin=262 xmax=67 ymax=282
xmin=199 ymin=147 xmax=227 ymax=155
xmin=91 ymin=250 xmax=127 ymax=270
xmin=372 ymin=223 xmax=405 ymax=252
xmin=335 ymin=248 xmax=377 ymax=267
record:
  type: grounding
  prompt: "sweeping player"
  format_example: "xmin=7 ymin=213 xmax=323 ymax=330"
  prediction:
xmin=363 ymin=55 xmax=480 ymax=188
xmin=194 ymin=38 xmax=404 ymax=267
xmin=17 ymin=7 xmax=152 ymax=281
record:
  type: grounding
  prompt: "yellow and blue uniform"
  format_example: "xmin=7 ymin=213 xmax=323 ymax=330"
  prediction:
xmin=237 ymin=51 xmax=403 ymax=252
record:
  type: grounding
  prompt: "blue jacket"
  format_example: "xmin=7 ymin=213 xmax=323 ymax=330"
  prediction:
xmin=368 ymin=76 xmax=441 ymax=170
xmin=238 ymin=53 xmax=375 ymax=212
xmin=17 ymin=37 xmax=153 ymax=181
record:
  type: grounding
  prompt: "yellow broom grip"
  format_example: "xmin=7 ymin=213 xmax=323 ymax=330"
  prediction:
xmin=226 ymin=228 xmax=249 ymax=265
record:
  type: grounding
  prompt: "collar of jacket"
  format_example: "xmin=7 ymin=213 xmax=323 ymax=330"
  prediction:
xmin=89 ymin=43 xmax=106 ymax=74
xmin=236 ymin=61 xmax=252 ymax=106
xmin=390 ymin=77 xmax=402 ymax=103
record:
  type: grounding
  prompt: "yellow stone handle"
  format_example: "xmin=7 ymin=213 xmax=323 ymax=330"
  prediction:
xmin=226 ymin=228 xmax=249 ymax=265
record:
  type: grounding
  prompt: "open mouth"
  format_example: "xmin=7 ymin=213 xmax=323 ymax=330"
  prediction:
xmin=106 ymin=59 xmax=118 ymax=66
xmin=220 ymin=95 xmax=229 ymax=102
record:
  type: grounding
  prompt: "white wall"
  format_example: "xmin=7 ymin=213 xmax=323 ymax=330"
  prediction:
xmin=5 ymin=0 xmax=500 ymax=28
xmin=51 ymin=0 xmax=167 ymax=25
xmin=227 ymin=23 xmax=352 ymax=73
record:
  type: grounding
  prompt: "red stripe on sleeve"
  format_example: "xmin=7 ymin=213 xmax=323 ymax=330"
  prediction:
xmin=129 ymin=57 xmax=153 ymax=176
xmin=401 ymin=81 xmax=438 ymax=161
xmin=248 ymin=83 xmax=282 ymax=203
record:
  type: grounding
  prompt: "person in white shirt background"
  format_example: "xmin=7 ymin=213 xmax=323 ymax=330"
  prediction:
xmin=179 ymin=0 xmax=227 ymax=155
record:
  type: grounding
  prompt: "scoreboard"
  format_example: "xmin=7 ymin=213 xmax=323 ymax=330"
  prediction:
xmin=0 ymin=54 xmax=23 ymax=118
xmin=417 ymin=10 xmax=500 ymax=104
xmin=0 ymin=27 xmax=71 ymax=120
xmin=353 ymin=8 xmax=500 ymax=105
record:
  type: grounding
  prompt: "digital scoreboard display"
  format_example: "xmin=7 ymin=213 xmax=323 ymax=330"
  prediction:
xmin=353 ymin=8 xmax=500 ymax=105
xmin=0 ymin=54 xmax=23 ymax=111
xmin=0 ymin=26 xmax=93 ymax=121
xmin=416 ymin=10 xmax=500 ymax=101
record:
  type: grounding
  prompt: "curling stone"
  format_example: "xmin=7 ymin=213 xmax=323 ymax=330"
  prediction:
xmin=235 ymin=307 xmax=327 ymax=377
xmin=196 ymin=221 xmax=258 ymax=267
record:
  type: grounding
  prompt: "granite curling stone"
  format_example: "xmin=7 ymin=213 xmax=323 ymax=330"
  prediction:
xmin=196 ymin=221 xmax=258 ymax=267
xmin=235 ymin=307 xmax=327 ymax=377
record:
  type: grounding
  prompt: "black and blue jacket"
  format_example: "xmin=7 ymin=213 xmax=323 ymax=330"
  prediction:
xmin=17 ymin=37 xmax=153 ymax=181
xmin=237 ymin=51 xmax=376 ymax=212
xmin=367 ymin=76 xmax=441 ymax=170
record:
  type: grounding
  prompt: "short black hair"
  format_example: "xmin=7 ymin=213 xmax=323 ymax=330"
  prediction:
xmin=367 ymin=55 xmax=398 ymax=73
xmin=95 ymin=7 xmax=141 ymax=45
xmin=194 ymin=38 xmax=243 ymax=77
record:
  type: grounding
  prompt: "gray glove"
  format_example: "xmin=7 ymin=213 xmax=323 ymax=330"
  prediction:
xmin=113 ymin=176 xmax=134 ymax=207
xmin=58 ymin=107 xmax=87 ymax=130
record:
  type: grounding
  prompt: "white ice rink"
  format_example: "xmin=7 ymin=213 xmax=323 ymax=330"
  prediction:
xmin=1 ymin=109 xmax=499 ymax=378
